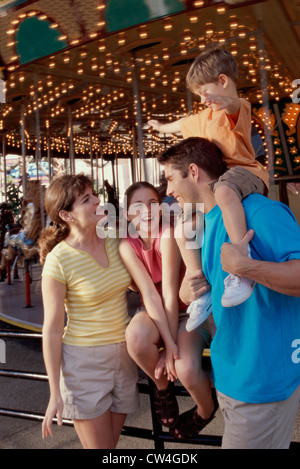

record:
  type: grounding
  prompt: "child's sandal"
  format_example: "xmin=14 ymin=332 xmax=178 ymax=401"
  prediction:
xmin=151 ymin=381 xmax=179 ymax=428
xmin=170 ymin=388 xmax=219 ymax=439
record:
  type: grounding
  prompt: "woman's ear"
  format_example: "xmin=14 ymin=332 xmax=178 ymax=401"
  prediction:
xmin=59 ymin=210 xmax=73 ymax=223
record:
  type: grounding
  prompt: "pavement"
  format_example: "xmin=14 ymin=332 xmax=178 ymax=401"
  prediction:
xmin=0 ymin=263 xmax=299 ymax=450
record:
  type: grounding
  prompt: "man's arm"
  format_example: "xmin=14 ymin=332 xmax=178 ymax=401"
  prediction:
xmin=179 ymin=270 xmax=211 ymax=305
xmin=221 ymin=230 xmax=300 ymax=297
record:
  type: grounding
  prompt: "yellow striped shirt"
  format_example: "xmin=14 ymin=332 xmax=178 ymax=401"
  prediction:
xmin=42 ymin=238 xmax=132 ymax=346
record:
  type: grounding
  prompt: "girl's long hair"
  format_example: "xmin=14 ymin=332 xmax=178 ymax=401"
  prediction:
xmin=124 ymin=181 xmax=161 ymax=207
xmin=38 ymin=173 xmax=93 ymax=265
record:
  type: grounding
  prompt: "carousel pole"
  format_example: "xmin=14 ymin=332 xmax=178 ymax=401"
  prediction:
xmin=131 ymin=53 xmax=147 ymax=181
xmin=2 ymin=133 xmax=7 ymax=203
xmin=34 ymin=87 xmax=45 ymax=229
xmin=131 ymin=125 xmax=137 ymax=182
xmin=255 ymin=5 xmax=274 ymax=186
xmin=187 ymin=88 xmax=193 ymax=114
xmin=68 ymin=106 xmax=75 ymax=175
xmin=95 ymin=150 xmax=99 ymax=194
xmin=100 ymin=144 xmax=105 ymax=202
xmin=1 ymin=132 xmax=10 ymax=283
xmin=21 ymin=102 xmax=26 ymax=197
xmin=89 ymin=132 xmax=94 ymax=182
xmin=47 ymin=130 xmax=52 ymax=182
xmin=115 ymin=151 xmax=119 ymax=201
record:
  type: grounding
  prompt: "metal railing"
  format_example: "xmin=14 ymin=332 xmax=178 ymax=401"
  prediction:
xmin=0 ymin=329 xmax=222 ymax=450
xmin=1 ymin=329 xmax=299 ymax=450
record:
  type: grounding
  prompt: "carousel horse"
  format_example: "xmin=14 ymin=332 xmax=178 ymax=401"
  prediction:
xmin=0 ymin=181 xmax=45 ymax=280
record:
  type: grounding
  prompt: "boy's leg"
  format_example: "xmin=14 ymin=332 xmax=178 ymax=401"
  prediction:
xmin=213 ymin=184 xmax=248 ymax=252
xmin=211 ymin=168 xmax=267 ymax=307
xmin=214 ymin=190 xmax=255 ymax=306
xmin=217 ymin=385 xmax=300 ymax=449
xmin=212 ymin=167 xmax=266 ymax=247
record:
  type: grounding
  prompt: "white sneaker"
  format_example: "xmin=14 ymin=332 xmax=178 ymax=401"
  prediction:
xmin=221 ymin=274 xmax=255 ymax=307
xmin=186 ymin=289 xmax=213 ymax=332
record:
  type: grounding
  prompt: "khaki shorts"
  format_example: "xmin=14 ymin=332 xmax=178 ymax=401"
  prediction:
xmin=210 ymin=167 xmax=267 ymax=201
xmin=217 ymin=384 xmax=300 ymax=449
xmin=60 ymin=342 xmax=139 ymax=420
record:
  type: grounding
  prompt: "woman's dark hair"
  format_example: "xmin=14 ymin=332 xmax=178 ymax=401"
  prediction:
xmin=38 ymin=173 xmax=93 ymax=265
xmin=124 ymin=181 xmax=161 ymax=207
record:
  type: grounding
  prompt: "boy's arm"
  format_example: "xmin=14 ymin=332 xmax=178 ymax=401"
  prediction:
xmin=148 ymin=118 xmax=183 ymax=134
xmin=204 ymin=94 xmax=241 ymax=115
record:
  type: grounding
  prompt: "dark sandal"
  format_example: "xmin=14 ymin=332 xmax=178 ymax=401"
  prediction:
xmin=170 ymin=388 xmax=219 ymax=439
xmin=151 ymin=380 xmax=179 ymax=428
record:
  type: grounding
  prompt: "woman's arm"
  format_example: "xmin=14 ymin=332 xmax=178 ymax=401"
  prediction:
xmin=119 ymin=240 xmax=178 ymax=378
xmin=41 ymin=275 xmax=66 ymax=438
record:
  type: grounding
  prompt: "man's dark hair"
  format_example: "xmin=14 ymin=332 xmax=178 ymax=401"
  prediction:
xmin=157 ymin=137 xmax=227 ymax=179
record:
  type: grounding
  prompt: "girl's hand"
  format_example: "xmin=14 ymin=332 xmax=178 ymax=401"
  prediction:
xmin=154 ymin=349 xmax=167 ymax=381
xmin=165 ymin=342 xmax=179 ymax=382
xmin=42 ymin=395 xmax=64 ymax=438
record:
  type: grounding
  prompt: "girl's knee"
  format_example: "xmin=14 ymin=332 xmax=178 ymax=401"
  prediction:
xmin=175 ymin=359 xmax=205 ymax=389
xmin=125 ymin=320 xmax=151 ymax=355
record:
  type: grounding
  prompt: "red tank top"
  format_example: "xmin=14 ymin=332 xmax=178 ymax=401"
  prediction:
xmin=125 ymin=225 xmax=186 ymax=311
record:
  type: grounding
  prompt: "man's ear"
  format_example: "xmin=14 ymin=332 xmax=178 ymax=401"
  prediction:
xmin=188 ymin=163 xmax=201 ymax=182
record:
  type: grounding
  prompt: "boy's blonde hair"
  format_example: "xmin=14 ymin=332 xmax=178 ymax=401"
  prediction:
xmin=186 ymin=47 xmax=239 ymax=93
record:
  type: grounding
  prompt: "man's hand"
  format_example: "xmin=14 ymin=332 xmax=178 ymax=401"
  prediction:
xmin=179 ymin=269 xmax=210 ymax=305
xmin=221 ymin=229 xmax=255 ymax=276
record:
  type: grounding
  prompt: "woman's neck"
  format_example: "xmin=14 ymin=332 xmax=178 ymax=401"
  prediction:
xmin=66 ymin=226 xmax=101 ymax=250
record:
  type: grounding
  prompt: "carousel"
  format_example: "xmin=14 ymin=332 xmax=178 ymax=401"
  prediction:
xmin=0 ymin=0 xmax=299 ymax=330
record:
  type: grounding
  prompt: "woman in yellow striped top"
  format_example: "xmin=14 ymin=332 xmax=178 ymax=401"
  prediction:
xmin=39 ymin=174 xmax=139 ymax=449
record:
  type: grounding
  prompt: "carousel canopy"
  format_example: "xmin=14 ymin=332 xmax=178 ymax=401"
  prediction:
xmin=0 ymin=0 xmax=300 ymax=178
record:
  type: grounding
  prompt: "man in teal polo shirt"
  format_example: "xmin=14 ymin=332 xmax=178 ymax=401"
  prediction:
xmin=158 ymin=136 xmax=300 ymax=449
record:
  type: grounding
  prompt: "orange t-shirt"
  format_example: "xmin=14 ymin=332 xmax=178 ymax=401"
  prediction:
xmin=179 ymin=98 xmax=269 ymax=189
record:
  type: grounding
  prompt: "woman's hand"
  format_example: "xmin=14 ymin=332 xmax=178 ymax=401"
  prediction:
xmin=42 ymin=395 xmax=64 ymax=438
